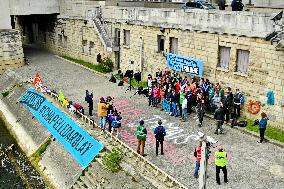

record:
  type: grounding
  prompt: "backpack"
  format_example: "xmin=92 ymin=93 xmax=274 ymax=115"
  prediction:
xmin=238 ymin=120 xmax=247 ymax=127
xmin=156 ymin=126 xmax=164 ymax=139
xmin=194 ymin=149 xmax=197 ymax=157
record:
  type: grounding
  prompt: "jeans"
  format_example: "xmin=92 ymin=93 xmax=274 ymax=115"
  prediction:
xmin=172 ymin=102 xmax=178 ymax=116
xmin=216 ymin=166 xmax=228 ymax=184
xmin=194 ymin=160 xmax=200 ymax=177
xmin=215 ymin=120 xmax=223 ymax=134
xmin=233 ymin=104 xmax=240 ymax=118
xmin=182 ymin=108 xmax=187 ymax=121
xmin=156 ymin=139 xmax=164 ymax=155
xmin=259 ymin=128 xmax=266 ymax=143
xmin=99 ymin=116 xmax=106 ymax=130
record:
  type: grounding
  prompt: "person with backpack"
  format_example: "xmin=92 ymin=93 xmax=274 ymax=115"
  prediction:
xmin=154 ymin=120 xmax=166 ymax=156
xmin=136 ymin=120 xmax=147 ymax=156
xmin=233 ymin=88 xmax=242 ymax=119
xmin=194 ymin=142 xmax=202 ymax=178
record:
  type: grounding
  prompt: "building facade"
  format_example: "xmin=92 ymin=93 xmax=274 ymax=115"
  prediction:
xmin=1 ymin=0 xmax=284 ymax=128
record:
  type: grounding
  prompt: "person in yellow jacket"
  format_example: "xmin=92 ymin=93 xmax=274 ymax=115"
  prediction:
xmin=97 ymin=97 xmax=109 ymax=131
xmin=215 ymin=146 xmax=228 ymax=185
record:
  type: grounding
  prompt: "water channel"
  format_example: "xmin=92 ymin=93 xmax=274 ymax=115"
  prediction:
xmin=0 ymin=115 xmax=47 ymax=189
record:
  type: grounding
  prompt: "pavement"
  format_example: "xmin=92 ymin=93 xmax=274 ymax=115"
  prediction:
xmin=12 ymin=45 xmax=284 ymax=189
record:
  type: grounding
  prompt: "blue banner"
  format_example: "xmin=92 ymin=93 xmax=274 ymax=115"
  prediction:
xmin=19 ymin=88 xmax=103 ymax=168
xmin=162 ymin=99 xmax=171 ymax=113
xmin=166 ymin=53 xmax=204 ymax=77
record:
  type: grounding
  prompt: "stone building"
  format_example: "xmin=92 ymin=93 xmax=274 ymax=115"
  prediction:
xmin=1 ymin=0 xmax=284 ymax=128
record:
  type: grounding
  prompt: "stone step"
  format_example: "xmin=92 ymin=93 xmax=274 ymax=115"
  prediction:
xmin=80 ymin=175 xmax=96 ymax=189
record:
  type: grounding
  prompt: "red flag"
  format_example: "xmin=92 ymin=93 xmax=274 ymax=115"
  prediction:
xmin=33 ymin=72 xmax=42 ymax=90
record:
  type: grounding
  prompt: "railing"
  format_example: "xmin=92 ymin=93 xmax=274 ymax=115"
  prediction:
xmin=47 ymin=91 xmax=188 ymax=189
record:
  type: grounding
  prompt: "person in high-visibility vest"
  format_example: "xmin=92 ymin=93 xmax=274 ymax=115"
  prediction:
xmin=215 ymin=146 xmax=228 ymax=185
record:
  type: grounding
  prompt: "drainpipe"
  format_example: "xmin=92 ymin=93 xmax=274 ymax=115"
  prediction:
xmin=139 ymin=36 xmax=144 ymax=79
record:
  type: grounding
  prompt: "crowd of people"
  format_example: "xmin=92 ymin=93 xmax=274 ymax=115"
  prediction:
xmin=146 ymin=68 xmax=244 ymax=134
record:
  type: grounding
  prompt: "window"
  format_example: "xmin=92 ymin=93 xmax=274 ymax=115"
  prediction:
xmin=63 ymin=36 xmax=67 ymax=48
xmin=58 ymin=34 xmax=62 ymax=47
xmin=218 ymin=46 xmax=231 ymax=69
xmin=170 ymin=37 xmax=178 ymax=54
xmin=89 ymin=41 xmax=94 ymax=55
xmin=82 ymin=40 xmax=87 ymax=53
xmin=123 ymin=30 xmax=130 ymax=46
xmin=157 ymin=35 xmax=165 ymax=52
xmin=236 ymin=50 xmax=250 ymax=74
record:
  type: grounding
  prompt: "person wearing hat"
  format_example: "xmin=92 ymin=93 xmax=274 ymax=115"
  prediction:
xmin=97 ymin=97 xmax=109 ymax=132
xmin=215 ymin=146 xmax=228 ymax=185
xmin=154 ymin=120 xmax=166 ymax=156
xmin=136 ymin=120 xmax=147 ymax=156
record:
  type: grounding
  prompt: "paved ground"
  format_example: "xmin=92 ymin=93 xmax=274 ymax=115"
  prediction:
xmin=13 ymin=45 xmax=284 ymax=189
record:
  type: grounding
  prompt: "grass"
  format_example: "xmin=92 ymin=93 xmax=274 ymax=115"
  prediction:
xmin=62 ymin=56 xmax=113 ymax=74
xmin=1 ymin=91 xmax=9 ymax=97
xmin=238 ymin=116 xmax=284 ymax=143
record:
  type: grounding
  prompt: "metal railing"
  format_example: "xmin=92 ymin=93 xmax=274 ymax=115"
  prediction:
xmin=47 ymin=91 xmax=188 ymax=189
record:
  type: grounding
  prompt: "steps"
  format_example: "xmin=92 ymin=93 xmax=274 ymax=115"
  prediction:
xmin=44 ymin=93 xmax=187 ymax=189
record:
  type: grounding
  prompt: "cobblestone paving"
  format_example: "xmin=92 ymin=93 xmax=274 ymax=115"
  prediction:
xmin=14 ymin=45 xmax=284 ymax=189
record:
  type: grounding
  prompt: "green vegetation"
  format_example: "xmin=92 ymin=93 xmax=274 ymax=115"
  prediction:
xmin=102 ymin=148 xmax=123 ymax=173
xmin=1 ymin=91 xmax=10 ymax=97
xmin=30 ymin=136 xmax=52 ymax=165
xmin=238 ymin=116 xmax=284 ymax=143
xmin=62 ymin=56 xmax=114 ymax=73
xmin=114 ymin=74 xmax=148 ymax=88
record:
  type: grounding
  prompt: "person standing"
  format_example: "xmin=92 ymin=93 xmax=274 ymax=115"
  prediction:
xmin=258 ymin=112 xmax=269 ymax=143
xmin=193 ymin=142 xmax=202 ymax=178
xmin=97 ymin=97 xmax=108 ymax=132
xmin=88 ymin=92 xmax=93 ymax=116
xmin=214 ymin=104 xmax=225 ymax=134
xmin=233 ymin=88 xmax=242 ymax=119
xmin=97 ymin=53 xmax=102 ymax=63
xmin=181 ymin=94 xmax=187 ymax=122
xmin=222 ymin=92 xmax=230 ymax=123
xmin=136 ymin=120 xmax=147 ymax=156
xmin=215 ymin=146 xmax=228 ymax=185
xmin=196 ymin=101 xmax=205 ymax=127
xmin=218 ymin=0 xmax=226 ymax=10
xmin=154 ymin=120 xmax=166 ymax=156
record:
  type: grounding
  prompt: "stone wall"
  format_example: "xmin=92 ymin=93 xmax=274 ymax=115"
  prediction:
xmin=0 ymin=30 xmax=24 ymax=74
xmin=35 ymin=4 xmax=284 ymax=128
xmin=37 ymin=18 xmax=113 ymax=64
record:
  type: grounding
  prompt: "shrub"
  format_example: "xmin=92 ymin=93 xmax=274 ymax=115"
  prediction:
xmin=102 ymin=148 xmax=123 ymax=172
xmin=1 ymin=91 xmax=9 ymax=97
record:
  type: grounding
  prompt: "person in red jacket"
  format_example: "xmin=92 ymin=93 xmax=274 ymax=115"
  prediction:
xmin=194 ymin=142 xmax=202 ymax=178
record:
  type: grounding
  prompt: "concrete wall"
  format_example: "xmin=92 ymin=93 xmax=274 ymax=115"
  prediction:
xmin=0 ymin=0 xmax=12 ymax=29
xmin=9 ymin=0 xmax=60 ymax=15
xmin=83 ymin=6 xmax=275 ymax=38
xmin=0 ymin=30 xmax=24 ymax=74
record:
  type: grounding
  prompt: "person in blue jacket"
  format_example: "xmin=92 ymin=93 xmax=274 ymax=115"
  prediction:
xmin=154 ymin=120 xmax=166 ymax=156
xmin=258 ymin=112 xmax=268 ymax=143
